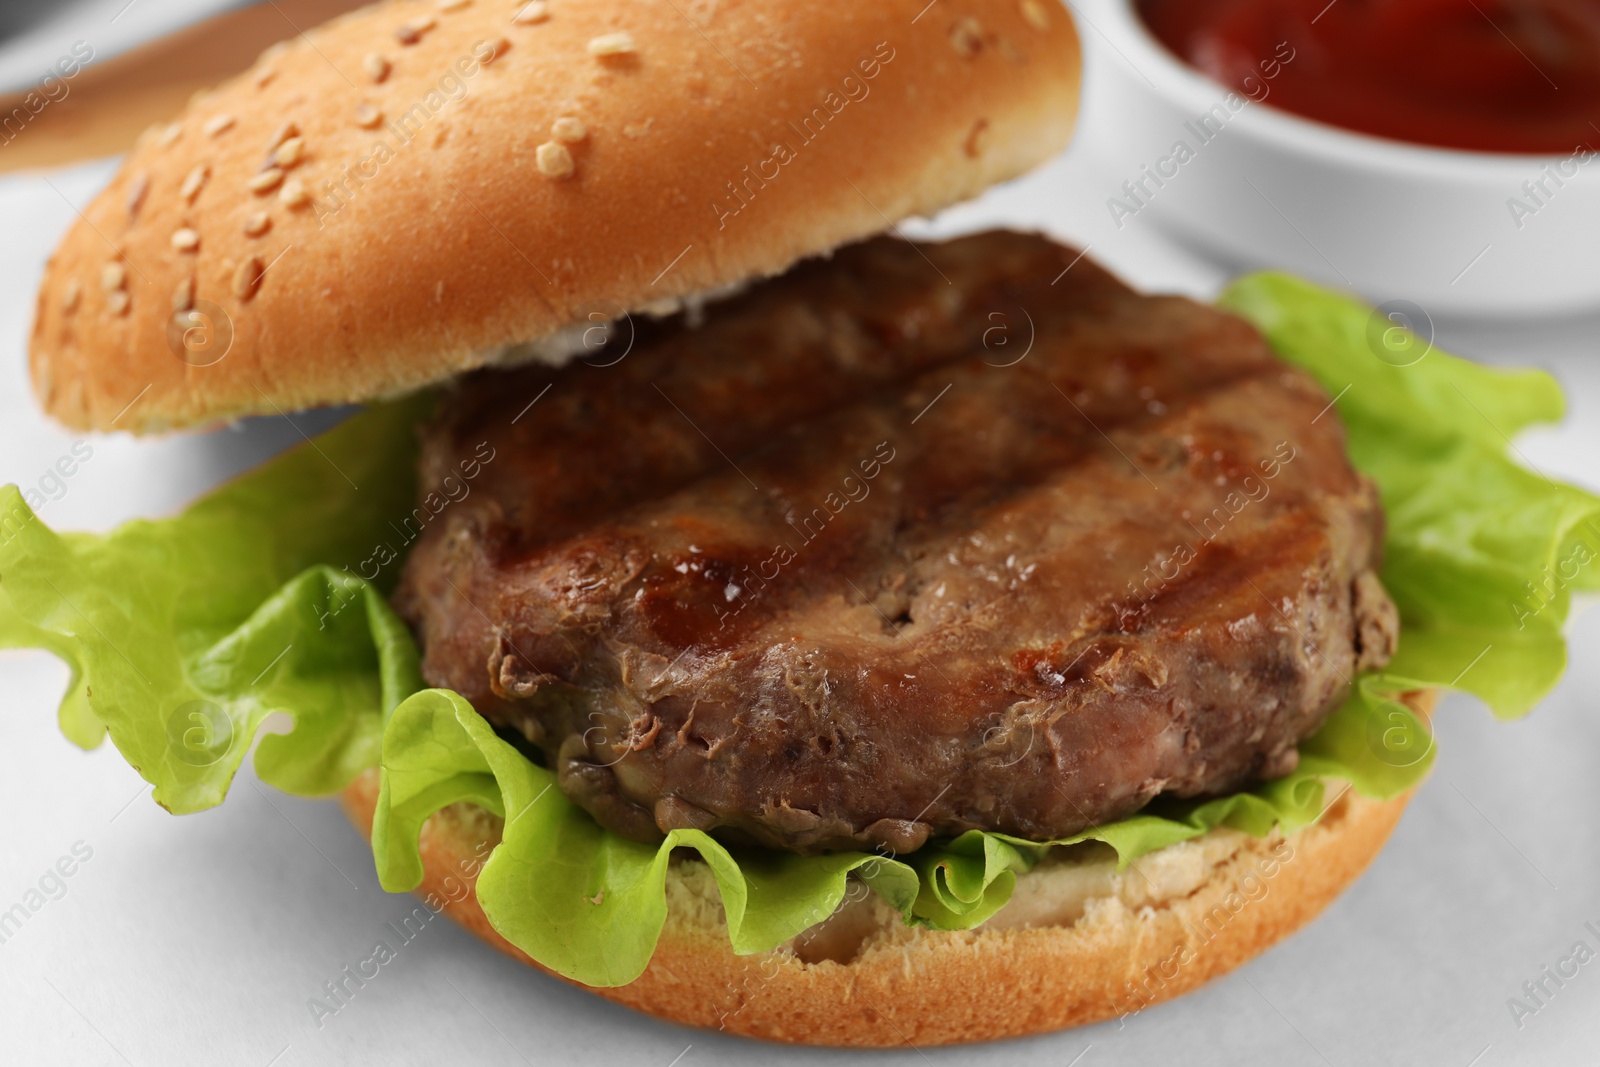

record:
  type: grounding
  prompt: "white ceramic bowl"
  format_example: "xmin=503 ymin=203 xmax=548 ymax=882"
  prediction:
xmin=1083 ymin=0 xmax=1600 ymax=317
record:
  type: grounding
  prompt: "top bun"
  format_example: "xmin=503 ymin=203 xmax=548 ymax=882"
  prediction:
xmin=30 ymin=0 xmax=1080 ymax=433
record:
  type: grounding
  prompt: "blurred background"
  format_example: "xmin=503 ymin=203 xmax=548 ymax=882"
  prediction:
xmin=0 ymin=2 xmax=1597 ymax=1065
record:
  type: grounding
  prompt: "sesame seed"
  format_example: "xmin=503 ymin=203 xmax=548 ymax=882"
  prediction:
xmin=266 ymin=122 xmax=300 ymax=153
xmin=551 ymin=116 xmax=587 ymax=143
xmin=180 ymin=164 xmax=209 ymax=203
xmin=107 ymin=290 xmax=130 ymax=316
xmin=587 ymin=31 xmax=636 ymax=57
xmin=280 ymin=178 xmax=311 ymax=208
xmin=100 ymin=262 xmax=126 ymax=291
xmin=1020 ymin=0 xmax=1050 ymax=29
xmin=355 ymin=103 xmax=384 ymax=128
xmin=512 ymin=1 xmax=548 ymax=24
xmin=364 ymin=52 xmax=391 ymax=82
xmin=62 ymin=279 xmax=81 ymax=314
xmin=172 ymin=276 xmax=195 ymax=313
xmin=249 ymin=167 xmax=287 ymax=194
xmin=437 ymin=0 xmax=470 ymax=9
xmin=272 ymin=136 xmax=305 ymax=168
xmin=535 ymin=140 xmax=574 ymax=178
xmin=963 ymin=117 xmax=989 ymax=158
xmin=256 ymin=68 xmax=278 ymax=89
xmin=396 ymin=15 xmax=436 ymax=44
xmin=126 ymin=173 xmax=149 ymax=220
xmin=244 ymin=211 xmax=273 ymax=237
xmin=158 ymin=122 xmax=182 ymax=147
xmin=233 ymin=256 xmax=266 ymax=301
xmin=171 ymin=228 xmax=201 ymax=253
xmin=482 ymin=37 xmax=511 ymax=64
xmin=203 ymin=114 xmax=235 ymax=137
xmin=951 ymin=18 xmax=984 ymax=56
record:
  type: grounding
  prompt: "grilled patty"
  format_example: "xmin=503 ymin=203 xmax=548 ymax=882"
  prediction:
xmin=394 ymin=231 xmax=1398 ymax=855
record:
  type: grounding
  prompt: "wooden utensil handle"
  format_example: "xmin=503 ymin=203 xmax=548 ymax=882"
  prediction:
xmin=0 ymin=0 xmax=367 ymax=174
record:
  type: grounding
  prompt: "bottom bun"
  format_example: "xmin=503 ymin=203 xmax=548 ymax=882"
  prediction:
xmin=339 ymin=691 xmax=1433 ymax=1047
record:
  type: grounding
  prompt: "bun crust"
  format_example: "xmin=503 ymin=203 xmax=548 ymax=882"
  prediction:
xmin=338 ymin=691 xmax=1432 ymax=1046
xmin=30 ymin=0 xmax=1080 ymax=433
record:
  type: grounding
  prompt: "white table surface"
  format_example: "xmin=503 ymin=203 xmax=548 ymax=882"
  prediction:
xmin=3 ymin=16 xmax=1599 ymax=1067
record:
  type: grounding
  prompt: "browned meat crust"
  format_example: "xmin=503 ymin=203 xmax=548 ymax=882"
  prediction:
xmin=394 ymin=231 xmax=1397 ymax=855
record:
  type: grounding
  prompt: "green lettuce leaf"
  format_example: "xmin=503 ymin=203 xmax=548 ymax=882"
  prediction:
xmin=374 ymin=689 xmax=915 ymax=987
xmin=0 ymin=275 xmax=1591 ymax=987
xmin=0 ymin=396 xmax=430 ymax=812
xmin=363 ymin=676 xmax=1424 ymax=985
xmin=1219 ymin=274 xmax=1600 ymax=717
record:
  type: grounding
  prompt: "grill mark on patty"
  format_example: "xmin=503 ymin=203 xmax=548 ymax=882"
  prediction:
xmin=579 ymin=342 xmax=1292 ymax=663
xmin=395 ymin=231 xmax=1398 ymax=854
xmin=420 ymin=238 xmax=1134 ymax=560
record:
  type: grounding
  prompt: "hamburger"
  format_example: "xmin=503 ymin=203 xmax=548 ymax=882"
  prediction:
xmin=4 ymin=0 xmax=1593 ymax=1047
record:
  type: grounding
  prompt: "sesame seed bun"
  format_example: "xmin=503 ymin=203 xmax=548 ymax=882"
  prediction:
xmin=29 ymin=0 xmax=1080 ymax=433
xmin=339 ymin=691 xmax=1434 ymax=1046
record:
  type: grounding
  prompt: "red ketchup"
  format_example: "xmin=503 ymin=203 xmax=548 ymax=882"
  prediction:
xmin=1137 ymin=0 xmax=1600 ymax=154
